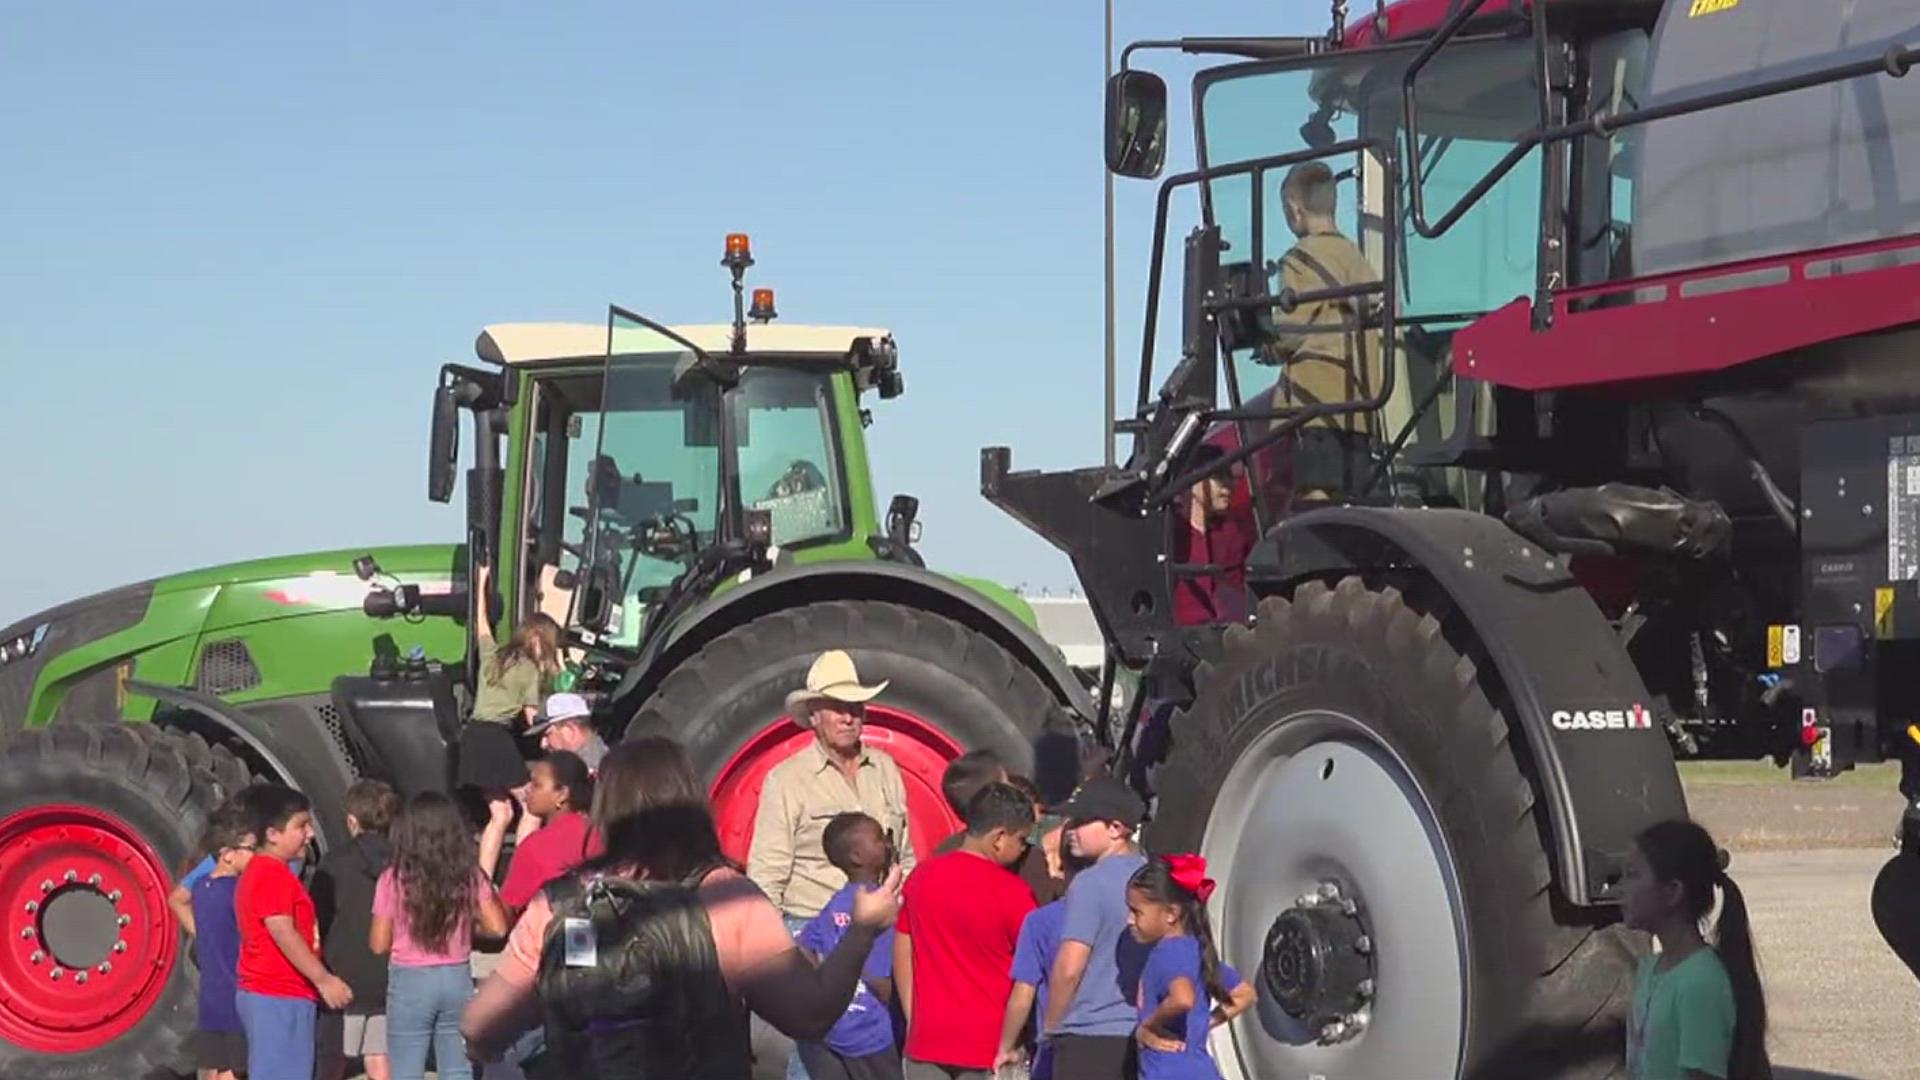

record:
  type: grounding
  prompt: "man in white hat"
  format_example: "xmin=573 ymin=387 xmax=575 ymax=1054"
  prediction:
xmin=748 ymin=649 xmax=917 ymax=926
xmin=522 ymin=692 xmax=608 ymax=772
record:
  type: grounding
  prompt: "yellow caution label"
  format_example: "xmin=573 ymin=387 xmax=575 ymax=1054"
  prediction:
xmin=1877 ymin=587 xmax=1897 ymax=639
xmin=1766 ymin=625 xmax=1785 ymax=668
xmin=1689 ymin=0 xmax=1740 ymax=17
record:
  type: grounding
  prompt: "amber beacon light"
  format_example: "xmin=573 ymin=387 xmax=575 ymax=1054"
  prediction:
xmin=723 ymin=232 xmax=754 ymax=270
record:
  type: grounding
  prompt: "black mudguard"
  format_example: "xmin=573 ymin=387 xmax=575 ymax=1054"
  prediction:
xmin=624 ymin=559 xmax=1096 ymax=724
xmin=128 ymin=682 xmax=360 ymax=851
xmin=1249 ymin=506 xmax=1688 ymax=906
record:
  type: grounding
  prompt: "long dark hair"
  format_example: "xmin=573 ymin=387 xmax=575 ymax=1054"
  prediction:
xmin=580 ymin=736 xmax=733 ymax=883
xmin=488 ymin=613 xmax=562 ymax=685
xmin=1636 ymin=820 xmax=1771 ymax=1080
xmin=1129 ymin=857 xmax=1232 ymax=1006
xmin=390 ymin=791 xmax=481 ymax=955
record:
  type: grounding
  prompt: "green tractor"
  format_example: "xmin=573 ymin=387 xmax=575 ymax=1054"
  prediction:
xmin=0 ymin=235 xmax=1090 ymax=1079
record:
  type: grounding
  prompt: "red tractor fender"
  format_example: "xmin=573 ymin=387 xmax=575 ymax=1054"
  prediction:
xmin=1248 ymin=505 xmax=1687 ymax=907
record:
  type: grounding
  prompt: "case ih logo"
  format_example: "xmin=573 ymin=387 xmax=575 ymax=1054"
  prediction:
xmin=1551 ymin=703 xmax=1654 ymax=732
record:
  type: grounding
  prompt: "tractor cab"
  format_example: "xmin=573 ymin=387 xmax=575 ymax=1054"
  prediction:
xmin=1101 ymin=1 xmax=1664 ymax=554
xmin=365 ymin=233 xmax=916 ymax=737
xmin=465 ymin=241 xmax=908 ymax=675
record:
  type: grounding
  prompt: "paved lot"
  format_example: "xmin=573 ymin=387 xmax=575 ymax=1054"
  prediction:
xmin=1734 ymin=847 xmax=1918 ymax=1080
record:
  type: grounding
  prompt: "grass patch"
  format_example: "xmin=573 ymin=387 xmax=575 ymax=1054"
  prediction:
xmin=1679 ymin=759 xmax=1899 ymax=789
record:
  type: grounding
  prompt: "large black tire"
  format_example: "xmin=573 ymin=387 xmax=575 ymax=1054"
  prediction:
xmin=1148 ymin=578 xmax=1639 ymax=1080
xmin=0 ymin=723 xmax=247 ymax=1080
xmin=631 ymin=598 xmax=1081 ymax=799
xmin=630 ymin=599 xmax=1079 ymax=1080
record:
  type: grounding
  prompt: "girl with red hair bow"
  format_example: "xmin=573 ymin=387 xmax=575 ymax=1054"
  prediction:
xmin=1124 ymin=855 xmax=1257 ymax=1079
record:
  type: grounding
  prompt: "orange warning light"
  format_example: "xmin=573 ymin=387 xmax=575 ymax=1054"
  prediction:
xmin=749 ymin=287 xmax=778 ymax=322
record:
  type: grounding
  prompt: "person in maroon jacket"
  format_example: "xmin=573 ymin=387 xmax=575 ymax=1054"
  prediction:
xmin=1170 ymin=444 xmax=1254 ymax=627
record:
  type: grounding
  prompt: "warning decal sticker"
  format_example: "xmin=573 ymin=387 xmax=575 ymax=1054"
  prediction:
xmin=1889 ymin=436 xmax=1920 ymax=581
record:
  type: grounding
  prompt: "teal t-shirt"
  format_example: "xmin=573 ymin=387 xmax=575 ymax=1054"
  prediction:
xmin=1626 ymin=947 xmax=1736 ymax=1080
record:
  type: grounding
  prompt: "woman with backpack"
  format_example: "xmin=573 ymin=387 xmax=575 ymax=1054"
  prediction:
xmin=461 ymin=736 xmax=903 ymax=1077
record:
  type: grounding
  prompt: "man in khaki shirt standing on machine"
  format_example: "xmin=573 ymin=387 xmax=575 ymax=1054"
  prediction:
xmin=749 ymin=650 xmax=917 ymax=927
xmin=1262 ymin=160 xmax=1385 ymax=502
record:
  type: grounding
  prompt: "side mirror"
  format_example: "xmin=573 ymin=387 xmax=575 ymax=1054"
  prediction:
xmin=1106 ymin=71 xmax=1169 ymax=179
xmin=428 ymin=385 xmax=459 ymax=503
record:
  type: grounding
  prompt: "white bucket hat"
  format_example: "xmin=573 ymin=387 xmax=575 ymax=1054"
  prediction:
xmin=784 ymin=649 xmax=889 ymax=717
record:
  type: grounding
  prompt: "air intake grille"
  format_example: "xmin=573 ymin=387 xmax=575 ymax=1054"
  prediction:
xmin=316 ymin=702 xmax=362 ymax=778
xmin=195 ymin=639 xmax=261 ymax=695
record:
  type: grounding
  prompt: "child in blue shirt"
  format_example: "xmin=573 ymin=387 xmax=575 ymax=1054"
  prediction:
xmin=795 ymin=812 xmax=902 ymax=1080
xmin=1000 ymin=898 xmax=1065 ymax=1078
xmin=1125 ymin=855 xmax=1257 ymax=1080
xmin=190 ymin=800 xmax=259 ymax=1080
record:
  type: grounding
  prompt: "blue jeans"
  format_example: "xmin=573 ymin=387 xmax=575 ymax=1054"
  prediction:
xmin=387 ymin=962 xmax=475 ymax=1080
xmin=784 ymin=914 xmax=816 ymax=1080
xmin=236 ymin=990 xmax=316 ymax=1080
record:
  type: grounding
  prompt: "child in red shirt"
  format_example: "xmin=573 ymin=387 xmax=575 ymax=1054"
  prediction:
xmin=499 ymin=750 xmax=596 ymax=913
xmin=235 ymin=786 xmax=352 ymax=1080
xmin=893 ymin=782 xmax=1037 ymax=1075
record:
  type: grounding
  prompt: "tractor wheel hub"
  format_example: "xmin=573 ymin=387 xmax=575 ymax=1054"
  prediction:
xmin=1263 ymin=879 xmax=1375 ymax=1042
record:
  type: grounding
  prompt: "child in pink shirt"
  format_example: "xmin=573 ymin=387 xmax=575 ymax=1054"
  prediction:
xmin=369 ymin=792 xmax=508 ymax=1080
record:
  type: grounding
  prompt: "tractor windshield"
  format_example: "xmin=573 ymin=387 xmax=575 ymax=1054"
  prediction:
xmin=1194 ymin=35 xmax=1542 ymax=504
xmin=571 ymin=311 xmax=849 ymax=648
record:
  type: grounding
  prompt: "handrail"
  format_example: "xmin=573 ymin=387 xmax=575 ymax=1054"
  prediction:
xmin=1401 ymin=0 xmax=1919 ymax=242
xmin=1128 ymin=136 xmax=1402 ymax=508
xmin=1401 ymin=0 xmax=1550 ymax=240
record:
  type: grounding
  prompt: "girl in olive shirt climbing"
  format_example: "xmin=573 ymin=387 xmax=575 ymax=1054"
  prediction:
xmin=459 ymin=562 xmax=561 ymax=794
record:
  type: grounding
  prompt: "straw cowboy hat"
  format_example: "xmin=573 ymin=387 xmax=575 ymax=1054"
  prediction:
xmin=784 ymin=649 xmax=890 ymax=716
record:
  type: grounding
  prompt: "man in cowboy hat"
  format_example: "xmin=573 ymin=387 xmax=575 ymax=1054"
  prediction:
xmin=748 ymin=649 xmax=918 ymax=926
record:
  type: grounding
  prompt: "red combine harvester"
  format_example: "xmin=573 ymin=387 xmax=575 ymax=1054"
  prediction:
xmin=985 ymin=0 xmax=1920 ymax=1076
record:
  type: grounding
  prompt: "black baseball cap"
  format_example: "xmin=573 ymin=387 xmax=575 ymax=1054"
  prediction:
xmin=1051 ymin=775 xmax=1146 ymax=828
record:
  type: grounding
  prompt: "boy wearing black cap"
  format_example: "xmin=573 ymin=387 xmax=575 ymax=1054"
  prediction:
xmin=1041 ymin=775 xmax=1149 ymax=1080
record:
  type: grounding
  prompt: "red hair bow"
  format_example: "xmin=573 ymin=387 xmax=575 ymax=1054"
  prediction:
xmin=1164 ymin=853 xmax=1216 ymax=903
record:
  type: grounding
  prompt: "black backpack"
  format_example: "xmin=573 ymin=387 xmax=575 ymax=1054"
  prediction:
xmin=536 ymin=867 xmax=752 ymax=1080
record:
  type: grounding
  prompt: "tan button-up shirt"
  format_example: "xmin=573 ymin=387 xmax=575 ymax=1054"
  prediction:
xmin=1264 ymin=229 xmax=1385 ymax=437
xmin=746 ymin=739 xmax=916 ymax=918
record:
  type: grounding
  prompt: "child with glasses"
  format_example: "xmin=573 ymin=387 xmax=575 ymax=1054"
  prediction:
xmin=190 ymin=798 xmax=260 ymax=1080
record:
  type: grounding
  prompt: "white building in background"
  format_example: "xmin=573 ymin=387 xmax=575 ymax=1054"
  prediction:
xmin=1027 ymin=595 xmax=1102 ymax=672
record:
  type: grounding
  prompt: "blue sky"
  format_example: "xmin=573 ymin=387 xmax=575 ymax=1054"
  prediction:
xmin=1 ymin=1 xmax=1331 ymax=623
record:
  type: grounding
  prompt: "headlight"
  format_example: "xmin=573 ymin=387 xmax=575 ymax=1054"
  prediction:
xmin=0 ymin=624 xmax=48 ymax=666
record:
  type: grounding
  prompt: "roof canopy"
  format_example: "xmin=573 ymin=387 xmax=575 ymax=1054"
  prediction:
xmin=474 ymin=322 xmax=893 ymax=366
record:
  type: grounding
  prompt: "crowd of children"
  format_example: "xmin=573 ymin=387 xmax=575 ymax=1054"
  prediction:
xmin=166 ymin=610 xmax=1772 ymax=1080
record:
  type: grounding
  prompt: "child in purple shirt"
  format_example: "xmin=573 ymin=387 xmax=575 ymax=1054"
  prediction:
xmin=1125 ymin=855 xmax=1257 ymax=1080
xmin=795 ymin=812 xmax=902 ymax=1080
xmin=190 ymin=801 xmax=258 ymax=1080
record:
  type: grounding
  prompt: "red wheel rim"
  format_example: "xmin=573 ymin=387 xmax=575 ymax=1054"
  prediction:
xmin=0 ymin=804 xmax=179 ymax=1054
xmin=711 ymin=705 xmax=965 ymax=867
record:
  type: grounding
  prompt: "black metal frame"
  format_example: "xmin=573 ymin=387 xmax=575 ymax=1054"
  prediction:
xmin=1118 ymin=137 xmax=1401 ymax=526
xmin=1403 ymin=0 xmax=1920 ymax=315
